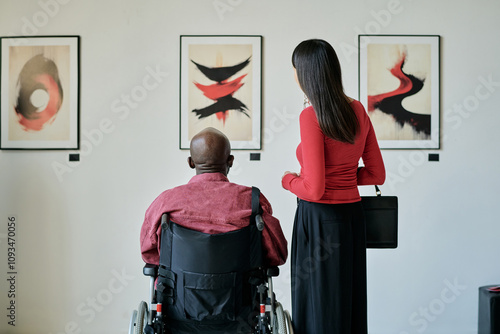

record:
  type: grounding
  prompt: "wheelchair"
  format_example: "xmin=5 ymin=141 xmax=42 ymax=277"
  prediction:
xmin=130 ymin=187 xmax=293 ymax=334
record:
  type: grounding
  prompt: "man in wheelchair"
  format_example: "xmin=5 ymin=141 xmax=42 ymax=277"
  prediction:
xmin=133 ymin=127 xmax=291 ymax=334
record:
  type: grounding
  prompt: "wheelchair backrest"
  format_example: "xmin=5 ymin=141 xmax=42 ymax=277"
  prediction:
xmin=161 ymin=221 xmax=263 ymax=273
xmin=156 ymin=187 xmax=264 ymax=327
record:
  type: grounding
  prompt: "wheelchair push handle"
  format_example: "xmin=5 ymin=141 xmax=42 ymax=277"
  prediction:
xmin=251 ymin=187 xmax=265 ymax=232
xmin=256 ymin=214 xmax=264 ymax=231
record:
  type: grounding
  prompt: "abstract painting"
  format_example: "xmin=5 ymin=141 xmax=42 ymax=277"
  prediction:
xmin=359 ymin=35 xmax=440 ymax=149
xmin=1 ymin=36 xmax=80 ymax=149
xmin=180 ymin=35 xmax=262 ymax=149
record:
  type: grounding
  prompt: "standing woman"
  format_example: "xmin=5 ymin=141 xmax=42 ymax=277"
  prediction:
xmin=282 ymin=39 xmax=386 ymax=334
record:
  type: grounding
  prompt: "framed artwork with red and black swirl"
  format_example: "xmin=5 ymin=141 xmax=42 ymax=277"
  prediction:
xmin=180 ymin=35 xmax=262 ymax=150
xmin=1 ymin=35 xmax=79 ymax=150
xmin=358 ymin=35 xmax=440 ymax=149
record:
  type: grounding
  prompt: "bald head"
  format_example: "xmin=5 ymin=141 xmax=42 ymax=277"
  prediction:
xmin=188 ymin=127 xmax=234 ymax=176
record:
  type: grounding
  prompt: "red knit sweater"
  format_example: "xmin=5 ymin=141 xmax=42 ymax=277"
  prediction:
xmin=282 ymin=100 xmax=385 ymax=203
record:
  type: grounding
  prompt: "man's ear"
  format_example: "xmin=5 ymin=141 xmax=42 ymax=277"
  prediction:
xmin=227 ymin=155 xmax=234 ymax=167
xmin=188 ymin=157 xmax=196 ymax=169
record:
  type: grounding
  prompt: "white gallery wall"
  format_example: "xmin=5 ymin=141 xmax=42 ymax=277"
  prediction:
xmin=1 ymin=0 xmax=499 ymax=333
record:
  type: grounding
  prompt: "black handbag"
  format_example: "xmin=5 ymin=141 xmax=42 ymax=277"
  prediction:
xmin=361 ymin=185 xmax=398 ymax=249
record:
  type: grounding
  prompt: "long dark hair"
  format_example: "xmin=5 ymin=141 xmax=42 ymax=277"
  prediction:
xmin=292 ymin=39 xmax=358 ymax=144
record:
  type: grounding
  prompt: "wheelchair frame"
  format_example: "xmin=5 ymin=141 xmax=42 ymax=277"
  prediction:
xmin=130 ymin=210 xmax=293 ymax=334
xmin=129 ymin=263 xmax=293 ymax=334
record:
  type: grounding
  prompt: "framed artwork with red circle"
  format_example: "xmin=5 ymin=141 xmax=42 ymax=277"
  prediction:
xmin=1 ymin=35 xmax=80 ymax=150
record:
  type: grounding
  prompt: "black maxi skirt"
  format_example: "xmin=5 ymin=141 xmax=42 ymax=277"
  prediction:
xmin=291 ymin=199 xmax=367 ymax=334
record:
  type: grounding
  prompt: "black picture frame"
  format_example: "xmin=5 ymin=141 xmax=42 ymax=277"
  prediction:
xmin=0 ymin=35 xmax=80 ymax=150
xmin=358 ymin=34 xmax=440 ymax=149
xmin=179 ymin=35 xmax=262 ymax=150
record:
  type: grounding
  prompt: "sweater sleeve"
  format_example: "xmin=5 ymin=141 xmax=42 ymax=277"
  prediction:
xmin=282 ymin=108 xmax=326 ymax=201
xmin=140 ymin=214 xmax=161 ymax=265
xmin=140 ymin=191 xmax=169 ymax=265
xmin=357 ymin=119 xmax=386 ymax=185
xmin=259 ymin=193 xmax=288 ymax=267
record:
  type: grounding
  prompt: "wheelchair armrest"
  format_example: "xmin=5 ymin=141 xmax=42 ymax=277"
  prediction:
xmin=267 ymin=267 xmax=279 ymax=277
xmin=143 ymin=263 xmax=158 ymax=277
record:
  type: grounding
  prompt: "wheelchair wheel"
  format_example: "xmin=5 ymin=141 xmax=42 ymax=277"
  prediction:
xmin=284 ymin=310 xmax=294 ymax=334
xmin=272 ymin=302 xmax=287 ymax=334
xmin=129 ymin=310 xmax=137 ymax=334
xmin=134 ymin=301 xmax=149 ymax=334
